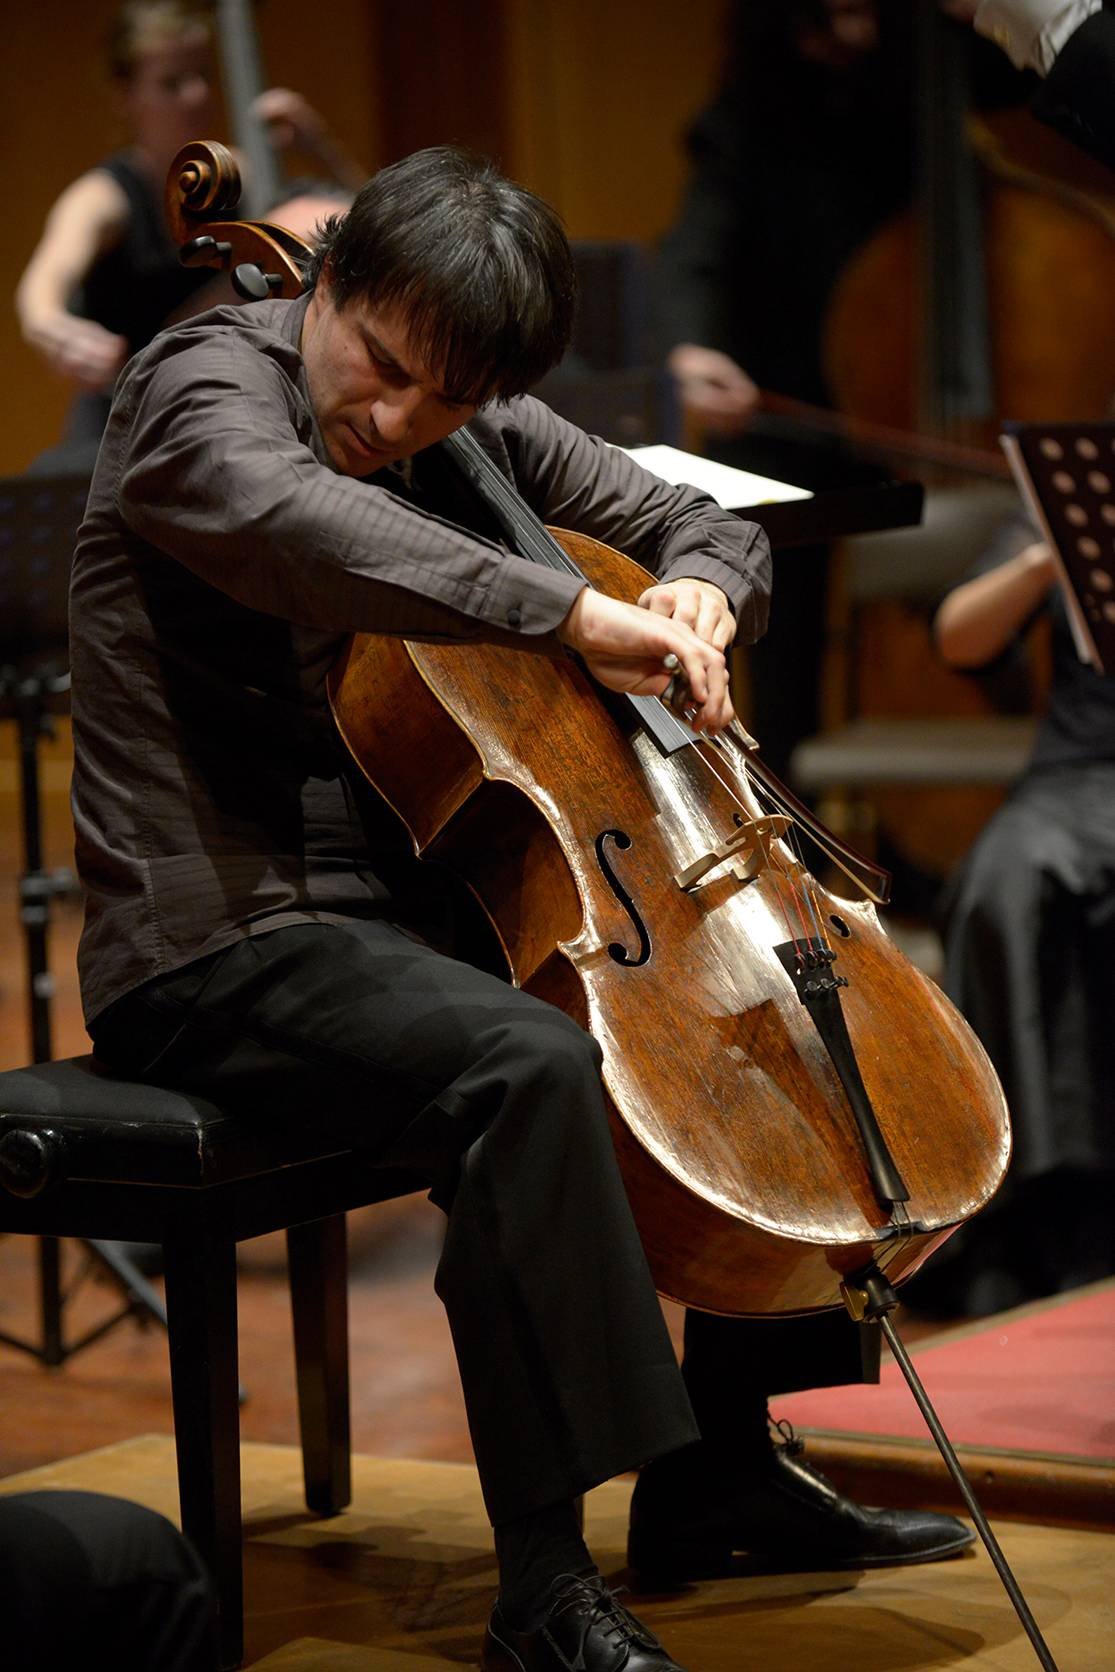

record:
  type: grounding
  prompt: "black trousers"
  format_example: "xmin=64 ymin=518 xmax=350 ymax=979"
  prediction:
xmin=93 ymin=919 xmax=874 ymax=1524
xmin=0 ymin=1491 xmax=216 ymax=1671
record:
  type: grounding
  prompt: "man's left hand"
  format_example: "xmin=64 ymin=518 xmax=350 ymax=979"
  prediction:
xmin=637 ymin=578 xmax=735 ymax=653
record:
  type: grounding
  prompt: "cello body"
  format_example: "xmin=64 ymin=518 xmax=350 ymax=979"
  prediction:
xmin=329 ymin=528 xmax=1010 ymax=1318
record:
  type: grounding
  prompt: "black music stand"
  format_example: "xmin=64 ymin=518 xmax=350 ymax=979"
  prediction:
xmin=0 ymin=473 xmax=167 ymax=1364
xmin=1001 ymin=419 xmax=1115 ymax=675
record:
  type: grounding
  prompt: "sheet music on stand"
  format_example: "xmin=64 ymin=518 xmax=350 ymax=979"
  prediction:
xmin=1000 ymin=421 xmax=1115 ymax=677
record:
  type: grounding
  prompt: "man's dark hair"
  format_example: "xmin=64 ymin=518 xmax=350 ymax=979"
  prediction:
xmin=305 ymin=146 xmax=577 ymax=406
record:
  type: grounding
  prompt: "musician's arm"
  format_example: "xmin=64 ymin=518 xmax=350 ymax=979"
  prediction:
xmin=656 ymin=95 xmax=762 ymax=432
xmin=934 ymin=540 xmax=1056 ymax=668
xmin=497 ymin=395 xmax=771 ymax=647
xmin=15 ymin=169 xmax=132 ymax=389
xmin=251 ymin=87 xmax=367 ymax=193
xmin=111 ymin=330 xmax=584 ymax=642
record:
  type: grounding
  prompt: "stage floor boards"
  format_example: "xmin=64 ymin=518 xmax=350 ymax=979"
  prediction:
xmin=1 ymin=1436 xmax=1109 ymax=1670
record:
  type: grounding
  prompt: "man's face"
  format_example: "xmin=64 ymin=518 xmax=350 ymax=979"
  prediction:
xmin=300 ymin=277 xmax=478 ymax=477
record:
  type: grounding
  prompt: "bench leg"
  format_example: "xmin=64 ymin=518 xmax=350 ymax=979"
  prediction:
xmin=164 ymin=1229 xmax=243 ymax=1671
xmin=288 ymin=1214 xmax=351 ymax=1516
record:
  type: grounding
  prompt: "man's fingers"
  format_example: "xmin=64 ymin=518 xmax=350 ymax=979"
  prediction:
xmin=638 ymin=586 xmax=676 ymax=616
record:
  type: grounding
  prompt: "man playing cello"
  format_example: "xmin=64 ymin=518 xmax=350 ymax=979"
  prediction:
xmin=70 ymin=145 xmax=970 ymax=1671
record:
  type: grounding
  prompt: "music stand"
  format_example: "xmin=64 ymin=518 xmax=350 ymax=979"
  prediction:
xmin=1001 ymin=420 xmax=1115 ymax=676
xmin=0 ymin=472 xmax=167 ymax=1364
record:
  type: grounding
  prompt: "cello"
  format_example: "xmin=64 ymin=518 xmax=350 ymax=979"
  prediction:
xmin=166 ymin=142 xmax=1058 ymax=1668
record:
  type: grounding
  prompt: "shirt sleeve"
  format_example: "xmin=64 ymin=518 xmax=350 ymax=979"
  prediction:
xmin=495 ymin=396 xmax=772 ymax=646
xmin=113 ymin=325 xmax=586 ymax=643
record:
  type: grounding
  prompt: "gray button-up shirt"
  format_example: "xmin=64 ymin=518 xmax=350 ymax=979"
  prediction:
xmin=70 ymin=292 xmax=771 ymax=1024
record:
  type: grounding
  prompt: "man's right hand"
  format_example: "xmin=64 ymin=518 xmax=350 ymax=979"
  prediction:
xmin=666 ymin=344 xmax=760 ymax=436
xmin=557 ymin=587 xmax=734 ymax=734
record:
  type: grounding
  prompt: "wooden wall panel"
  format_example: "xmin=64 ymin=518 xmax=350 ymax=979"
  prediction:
xmin=1 ymin=0 xmax=378 ymax=474
xmin=503 ymin=0 xmax=728 ymax=240
xmin=1 ymin=0 xmax=727 ymax=473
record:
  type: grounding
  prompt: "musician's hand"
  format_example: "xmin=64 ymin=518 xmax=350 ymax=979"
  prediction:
xmin=252 ymin=89 xmax=366 ymax=193
xmin=557 ymin=588 xmax=734 ymax=734
xmin=666 ymin=344 xmax=759 ymax=436
xmin=28 ymin=311 xmax=128 ymax=391
xmin=637 ymin=578 xmax=736 ymax=653
xmin=936 ymin=1 xmax=979 ymax=23
xmin=251 ymin=88 xmax=326 ymax=153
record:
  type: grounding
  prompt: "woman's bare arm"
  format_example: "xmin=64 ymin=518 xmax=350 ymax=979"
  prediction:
xmin=16 ymin=170 xmax=132 ymax=390
xmin=934 ymin=540 xmax=1057 ymax=667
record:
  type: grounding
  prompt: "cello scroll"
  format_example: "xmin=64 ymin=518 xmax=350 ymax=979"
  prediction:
xmin=164 ymin=139 xmax=309 ymax=304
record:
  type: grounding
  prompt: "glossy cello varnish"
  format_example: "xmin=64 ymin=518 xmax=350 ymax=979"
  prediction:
xmin=329 ymin=528 xmax=1011 ymax=1317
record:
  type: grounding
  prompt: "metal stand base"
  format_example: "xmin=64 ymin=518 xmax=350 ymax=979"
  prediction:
xmin=2 ymin=655 xmax=170 ymax=1367
xmin=0 ymin=1235 xmax=168 ymax=1366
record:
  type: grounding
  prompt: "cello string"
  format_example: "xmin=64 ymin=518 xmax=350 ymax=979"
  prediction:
xmin=445 ymin=425 xmax=842 ymax=955
xmin=717 ymin=737 xmax=835 ymax=966
xmin=696 ymin=731 xmax=826 ymax=940
xmin=713 ymin=725 xmax=842 ymax=949
xmin=684 ymin=731 xmax=816 ymax=959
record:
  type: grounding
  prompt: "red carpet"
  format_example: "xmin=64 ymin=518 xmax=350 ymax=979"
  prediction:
xmin=772 ymin=1281 xmax=1115 ymax=1463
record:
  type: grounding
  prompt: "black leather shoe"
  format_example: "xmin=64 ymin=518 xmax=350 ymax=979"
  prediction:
xmin=627 ymin=1437 xmax=976 ymax=1583
xmin=482 ymin=1573 xmax=688 ymax=1671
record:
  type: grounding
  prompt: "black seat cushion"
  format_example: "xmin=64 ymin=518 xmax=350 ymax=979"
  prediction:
xmin=0 ymin=1056 xmax=365 ymax=1190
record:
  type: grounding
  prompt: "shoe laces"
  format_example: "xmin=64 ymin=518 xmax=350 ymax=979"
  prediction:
xmin=550 ymin=1574 xmax=661 ymax=1653
xmin=769 ymin=1416 xmax=843 ymax=1506
xmin=769 ymin=1415 xmax=804 ymax=1458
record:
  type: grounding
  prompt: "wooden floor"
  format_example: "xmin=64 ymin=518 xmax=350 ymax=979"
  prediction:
xmin=3 ymin=1436 xmax=1110 ymax=1670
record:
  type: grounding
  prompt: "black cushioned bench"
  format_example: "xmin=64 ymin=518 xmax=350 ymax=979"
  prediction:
xmin=0 ymin=1054 xmax=422 ymax=1669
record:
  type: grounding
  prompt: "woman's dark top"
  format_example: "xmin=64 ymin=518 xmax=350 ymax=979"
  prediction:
xmin=77 ymin=151 xmax=212 ymax=356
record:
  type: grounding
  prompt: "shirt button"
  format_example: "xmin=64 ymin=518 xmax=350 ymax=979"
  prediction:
xmin=507 ymin=607 xmax=522 ymax=628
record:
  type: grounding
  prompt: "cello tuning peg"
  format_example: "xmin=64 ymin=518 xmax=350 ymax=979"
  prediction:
xmin=180 ymin=233 xmax=232 ymax=265
xmin=232 ymin=263 xmax=278 ymax=302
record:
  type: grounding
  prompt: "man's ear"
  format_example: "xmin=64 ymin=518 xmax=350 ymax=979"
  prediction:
xmin=316 ymin=257 xmax=336 ymax=303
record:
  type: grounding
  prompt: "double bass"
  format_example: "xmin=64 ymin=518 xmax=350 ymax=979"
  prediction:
xmin=165 ymin=143 xmax=1058 ymax=1668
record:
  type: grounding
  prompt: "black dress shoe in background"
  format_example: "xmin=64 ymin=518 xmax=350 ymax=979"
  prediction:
xmin=482 ymin=1573 xmax=689 ymax=1671
xmin=628 ymin=1435 xmax=976 ymax=1584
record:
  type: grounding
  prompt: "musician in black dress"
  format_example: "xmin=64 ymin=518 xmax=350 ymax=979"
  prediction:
xmin=15 ymin=0 xmax=361 ymax=467
xmin=655 ymin=1 xmax=917 ymax=782
xmin=907 ymin=513 xmax=1115 ymax=1314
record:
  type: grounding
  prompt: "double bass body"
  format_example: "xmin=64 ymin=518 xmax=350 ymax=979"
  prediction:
xmin=330 ymin=528 xmax=1011 ymax=1319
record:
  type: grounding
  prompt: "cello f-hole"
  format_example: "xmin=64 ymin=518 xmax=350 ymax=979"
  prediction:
xmin=594 ymin=830 xmax=652 ymax=968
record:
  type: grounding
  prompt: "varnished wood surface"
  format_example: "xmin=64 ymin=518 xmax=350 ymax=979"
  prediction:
xmin=332 ymin=530 xmax=1010 ymax=1316
xmin=2 ymin=1436 xmax=1111 ymax=1670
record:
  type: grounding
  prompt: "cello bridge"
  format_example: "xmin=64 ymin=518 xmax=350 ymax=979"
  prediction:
xmin=674 ymin=815 xmax=791 ymax=892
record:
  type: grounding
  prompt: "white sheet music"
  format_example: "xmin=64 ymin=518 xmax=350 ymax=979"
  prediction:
xmin=618 ymin=443 xmax=812 ymax=511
